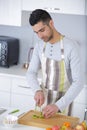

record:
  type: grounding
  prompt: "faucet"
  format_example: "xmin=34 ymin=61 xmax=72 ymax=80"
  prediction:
xmin=84 ymin=108 xmax=87 ymax=122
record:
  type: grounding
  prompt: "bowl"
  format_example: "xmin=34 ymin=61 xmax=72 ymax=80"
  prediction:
xmin=3 ymin=115 xmax=18 ymax=128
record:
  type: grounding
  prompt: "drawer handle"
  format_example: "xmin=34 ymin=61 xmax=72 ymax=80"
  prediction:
xmin=18 ymin=85 xmax=31 ymax=89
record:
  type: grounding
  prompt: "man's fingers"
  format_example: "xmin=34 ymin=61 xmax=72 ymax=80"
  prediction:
xmin=34 ymin=90 xmax=45 ymax=106
xmin=43 ymin=110 xmax=54 ymax=118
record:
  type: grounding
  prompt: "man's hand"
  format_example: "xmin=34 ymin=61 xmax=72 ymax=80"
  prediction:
xmin=42 ymin=104 xmax=59 ymax=118
xmin=34 ymin=90 xmax=45 ymax=107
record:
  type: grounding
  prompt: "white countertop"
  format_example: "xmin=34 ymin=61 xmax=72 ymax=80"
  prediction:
xmin=0 ymin=64 xmax=42 ymax=80
xmin=0 ymin=125 xmax=45 ymax=130
xmin=0 ymin=107 xmax=45 ymax=130
xmin=0 ymin=64 xmax=27 ymax=78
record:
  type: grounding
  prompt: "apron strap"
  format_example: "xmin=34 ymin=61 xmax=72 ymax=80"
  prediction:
xmin=60 ymin=37 xmax=65 ymax=60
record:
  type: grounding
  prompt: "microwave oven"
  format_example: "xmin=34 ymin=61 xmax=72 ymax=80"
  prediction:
xmin=0 ymin=36 xmax=19 ymax=68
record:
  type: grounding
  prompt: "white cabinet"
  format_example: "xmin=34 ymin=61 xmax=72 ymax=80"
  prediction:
xmin=71 ymin=86 xmax=87 ymax=121
xmin=85 ymin=0 xmax=87 ymax=15
xmin=0 ymin=92 xmax=10 ymax=107
xmin=11 ymin=77 xmax=35 ymax=110
xmin=0 ymin=0 xmax=86 ymax=26
xmin=0 ymin=76 xmax=11 ymax=91
xmin=11 ymin=94 xmax=35 ymax=111
xmin=0 ymin=76 xmax=11 ymax=107
xmin=0 ymin=73 xmax=35 ymax=110
xmin=22 ymin=0 xmax=86 ymax=15
xmin=0 ymin=0 xmax=21 ymax=26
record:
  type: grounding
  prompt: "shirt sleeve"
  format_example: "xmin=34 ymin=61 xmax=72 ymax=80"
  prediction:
xmin=55 ymin=42 xmax=84 ymax=112
xmin=26 ymin=43 xmax=42 ymax=94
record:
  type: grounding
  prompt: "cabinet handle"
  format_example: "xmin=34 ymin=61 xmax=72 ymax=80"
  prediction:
xmin=18 ymin=85 xmax=31 ymax=89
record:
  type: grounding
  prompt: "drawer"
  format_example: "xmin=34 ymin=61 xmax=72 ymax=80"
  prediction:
xmin=11 ymin=93 xmax=35 ymax=110
xmin=0 ymin=91 xmax=10 ymax=107
xmin=11 ymin=77 xmax=34 ymax=96
xmin=0 ymin=76 xmax=11 ymax=92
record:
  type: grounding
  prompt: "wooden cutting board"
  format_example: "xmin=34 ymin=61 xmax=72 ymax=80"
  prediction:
xmin=18 ymin=110 xmax=80 ymax=128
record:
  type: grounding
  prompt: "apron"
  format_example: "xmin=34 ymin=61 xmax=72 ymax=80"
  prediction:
xmin=41 ymin=38 xmax=72 ymax=115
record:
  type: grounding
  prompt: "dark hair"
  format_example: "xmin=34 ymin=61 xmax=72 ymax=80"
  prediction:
xmin=29 ymin=9 xmax=52 ymax=26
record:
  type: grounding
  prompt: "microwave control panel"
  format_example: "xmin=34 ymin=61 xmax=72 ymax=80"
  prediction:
xmin=0 ymin=41 xmax=7 ymax=66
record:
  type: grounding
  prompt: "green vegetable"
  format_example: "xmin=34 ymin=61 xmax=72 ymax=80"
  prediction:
xmin=9 ymin=109 xmax=20 ymax=114
xmin=39 ymin=112 xmax=44 ymax=118
xmin=32 ymin=113 xmax=44 ymax=119
xmin=33 ymin=114 xmax=40 ymax=119
xmin=34 ymin=104 xmax=44 ymax=119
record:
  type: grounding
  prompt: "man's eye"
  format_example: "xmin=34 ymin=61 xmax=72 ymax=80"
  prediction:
xmin=40 ymin=28 xmax=45 ymax=32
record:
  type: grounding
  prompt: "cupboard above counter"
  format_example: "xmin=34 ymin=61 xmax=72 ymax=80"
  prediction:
xmin=22 ymin=0 xmax=86 ymax=15
xmin=0 ymin=0 xmax=22 ymax=26
xmin=0 ymin=0 xmax=86 ymax=26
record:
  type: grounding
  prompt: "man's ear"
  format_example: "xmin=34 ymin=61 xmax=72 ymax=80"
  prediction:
xmin=49 ymin=20 xmax=54 ymax=28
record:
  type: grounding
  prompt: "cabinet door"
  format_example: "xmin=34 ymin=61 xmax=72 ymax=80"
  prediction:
xmin=9 ymin=0 xmax=21 ymax=26
xmin=0 ymin=0 xmax=21 ymax=26
xmin=0 ymin=76 xmax=11 ymax=92
xmin=22 ymin=0 xmax=85 ymax=15
xmin=11 ymin=93 xmax=35 ymax=111
xmin=0 ymin=92 xmax=10 ymax=107
xmin=11 ymin=77 xmax=35 ymax=110
xmin=0 ymin=76 xmax=11 ymax=107
xmin=11 ymin=77 xmax=34 ymax=95
xmin=0 ymin=0 xmax=10 ymax=25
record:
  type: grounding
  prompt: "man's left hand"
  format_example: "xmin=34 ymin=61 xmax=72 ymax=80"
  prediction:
xmin=42 ymin=104 xmax=59 ymax=118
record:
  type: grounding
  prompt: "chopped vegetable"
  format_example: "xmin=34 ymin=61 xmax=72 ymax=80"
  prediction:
xmin=32 ymin=112 xmax=44 ymax=119
xmin=33 ymin=114 xmax=39 ymax=118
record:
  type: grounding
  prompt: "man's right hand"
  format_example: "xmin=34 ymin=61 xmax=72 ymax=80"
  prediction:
xmin=34 ymin=90 xmax=45 ymax=107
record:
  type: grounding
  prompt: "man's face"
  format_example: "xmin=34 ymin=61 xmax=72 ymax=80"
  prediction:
xmin=32 ymin=21 xmax=53 ymax=42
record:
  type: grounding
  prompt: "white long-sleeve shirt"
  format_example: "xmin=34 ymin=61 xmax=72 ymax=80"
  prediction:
xmin=26 ymin=36 xmax=84 ymax=112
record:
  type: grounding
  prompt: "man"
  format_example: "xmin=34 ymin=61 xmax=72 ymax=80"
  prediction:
xmin=26 ymin=9 xmax=83 ymax=118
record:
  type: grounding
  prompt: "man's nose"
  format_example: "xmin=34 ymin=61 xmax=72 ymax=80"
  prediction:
xmin=37 ymin=32 xmax=43 ymax=39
